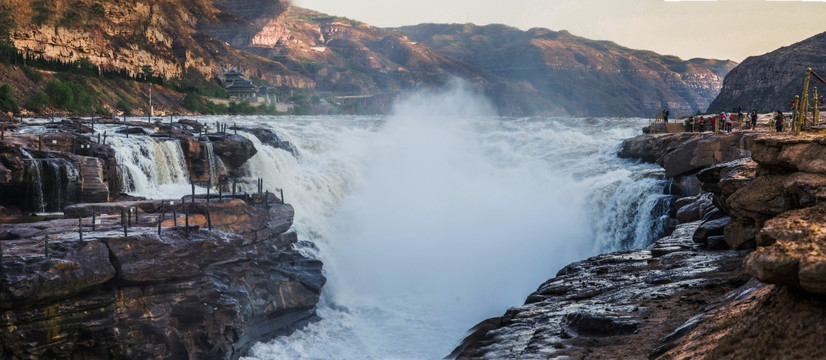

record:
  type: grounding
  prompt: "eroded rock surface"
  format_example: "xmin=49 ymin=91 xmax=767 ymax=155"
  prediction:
xmin=451 ymin=222 xmax=747 ymax=359
xmin=0 ymin=199 xmax=323 ymax=360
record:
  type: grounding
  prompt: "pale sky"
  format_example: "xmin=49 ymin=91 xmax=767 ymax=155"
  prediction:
xmin=293 ymin=0 xmax=826 ymax=63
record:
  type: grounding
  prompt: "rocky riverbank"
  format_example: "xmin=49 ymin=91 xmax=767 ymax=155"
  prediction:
xmin=453 ymin=123 xmax=826 ymax=358
xmin=0 ymin=118 xmax=323 ymax=359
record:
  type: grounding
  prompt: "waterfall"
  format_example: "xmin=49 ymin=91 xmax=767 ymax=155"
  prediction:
xmin=20 ymin=148 xmax=45 ymax=213
xmin=106 ymin=134 xmax=191 ymax=198
xmin=232 ymin=85 xmax=670 ymax=360
xmin=204 ymin=141 xmax=226 ymax=186
xmin=96 ymin=105 xmax=669 ymax=359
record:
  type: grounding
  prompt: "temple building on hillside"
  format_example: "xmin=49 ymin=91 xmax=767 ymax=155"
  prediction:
xmin=219 ymin=68 xmax=277 ymax=103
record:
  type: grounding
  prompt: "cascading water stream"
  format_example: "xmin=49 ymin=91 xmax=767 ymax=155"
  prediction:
xmin=20 ymin=148 xmax=45 ymax=213
xmin=105 ymin=134 xmax=192 ymax=198
xmin=204 ymin=141 xmax=225 ymax=186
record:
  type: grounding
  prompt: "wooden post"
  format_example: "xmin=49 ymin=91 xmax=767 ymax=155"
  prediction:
xmin=207 ymin=179 xmax=210 ymax=203
xmin=184 ymin=205 xmax=189 ymax=234
xmin=173 ymin=209 xmax=177 ymax=226
xmin=38 ymin=135 xmax=42 ymax=150
xmin=158 ymin=215 xmax=162 ymax=235
xmin=814 ymin=87 xmax=820 ymax=126
xmin=280 ymin=188 xmax=284 ymax=204
xmin=191 ymin=182 xmax=195 ymax=205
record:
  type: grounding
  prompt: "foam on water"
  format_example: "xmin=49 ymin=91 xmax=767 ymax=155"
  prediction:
xmin=99 ymin=81 xmax=666 ymax=359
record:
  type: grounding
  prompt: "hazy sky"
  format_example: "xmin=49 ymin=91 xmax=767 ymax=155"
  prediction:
xmin=294 ymin=0 xmax=826 ymax=63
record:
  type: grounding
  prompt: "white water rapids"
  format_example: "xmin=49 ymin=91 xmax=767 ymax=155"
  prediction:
xmin=101 ymin=83 xmax=668 ymax=359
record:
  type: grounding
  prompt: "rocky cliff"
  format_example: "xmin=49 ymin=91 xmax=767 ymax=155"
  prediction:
xmin=397 ymin=24 xmax=737 ymax=117
xmin=0 ymin=199 xmax=324 ymax=359
xmin=2 ymin=1 xmax=737 ymax=116
xmin=455 ymin=124 xmax=826 ymax=358
xmin=5 ymin=0 xmax=310 ymax=88
xmin=708 ymin=31 xmax=826 ymax=113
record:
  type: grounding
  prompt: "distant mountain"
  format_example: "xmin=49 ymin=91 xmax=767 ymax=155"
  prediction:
xmin=397 ymin=24 xmax=738 ymax=117
xmin=708 ymin=31 xmax=826 ymax=113
xmin=2 ymin=0 xmax=738 ymax=116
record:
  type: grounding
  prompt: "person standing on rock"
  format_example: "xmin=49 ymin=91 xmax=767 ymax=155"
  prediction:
xmin=775 ymin=110 xmax=784 ymax=132
xmin=662 ymin=108 xmax=669 ymax=123
xmin=750 ymin=110 xmax=758 ymax=130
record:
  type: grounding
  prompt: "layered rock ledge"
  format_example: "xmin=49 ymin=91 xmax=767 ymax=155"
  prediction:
xmin=455 ymin=127 xmax=826 ymax=359
xmin=451 ymin=222 xmax=748 ymax=359
xmin=0 ymin=187 xmax=324 ymax=360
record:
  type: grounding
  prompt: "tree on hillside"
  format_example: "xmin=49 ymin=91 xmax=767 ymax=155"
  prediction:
xmin=31 ymin=0 xmax=53 ymax=26
xmin=141 ymin=65 xmax=154 ymax=81
xmin=0 ymin=3 xmax=14 ymax=48
xmin=0 ymin=83 xmax=20 ymax=114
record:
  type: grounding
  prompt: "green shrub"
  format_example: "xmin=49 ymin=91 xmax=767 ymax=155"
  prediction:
xmin=0 ymin=83 xmax=19 ymax=113
xmin=24 ymin=91 xmax=50 ymax=112
xmin=115 ymin=99 xmax=131 ymax=115
xmin=44 ymin=79 xmax=97 ymax=113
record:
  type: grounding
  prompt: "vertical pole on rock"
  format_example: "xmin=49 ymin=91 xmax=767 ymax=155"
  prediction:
xmin=814 ymin=87 xmax=820 ymax=127
xmin=78 ymin=218 xmax=83 ymax=242
xmin=232 ymin=181 xmax=236 ymax=197
xmin=173 ymin=208 xmax=177 ymax=227
xmin=38 ymin=135 xmax=42 ymax=151
xmin=219 ymin=182 xmax=223 ymax=201
xmin=191 ymin=181 xmax=195 ymax=205
xmin=127 ymin=208 xmax=132 ymax=228
xmin=280 ymin=188 xmax=284 ymax=204
xmin=207 ymin=208 xmax=212 ymax=231
xmin=207 ymin=179 xmax=211 ymax=203
xmin=158 ymin=215 xmax=162 ymax=235
xmin=234 ymin=123 xmax=237 ymax=135
xmin=184 ymin=205 xmax=189 ymax=235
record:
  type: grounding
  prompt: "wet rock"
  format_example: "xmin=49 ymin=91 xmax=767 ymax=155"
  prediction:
xmin=563 ymin=312 xmax=639 ymax=337
xmin=617 ymin=133 xmax=700 ymax=163
xmin=692 ymin=216 xmax=729 ymax=247
xmin=656 ymin=133 xmax=755 ymax=178
xmin=451 ymin=221 xmax=747 ymax=359
xmin=244 ymin=128 xmax=299 ymax=157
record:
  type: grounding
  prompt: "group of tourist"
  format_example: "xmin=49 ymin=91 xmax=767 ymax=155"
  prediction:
xmin=682 ymin=108 xmax=759 ymax=133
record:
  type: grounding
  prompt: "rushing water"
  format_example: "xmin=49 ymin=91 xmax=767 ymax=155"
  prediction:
xmin=99 ymin=83 xmax=668 ymax=359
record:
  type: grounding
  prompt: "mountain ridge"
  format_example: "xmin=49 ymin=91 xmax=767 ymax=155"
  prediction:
xmin=1 ymin=1 xmax=737 ymax=116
